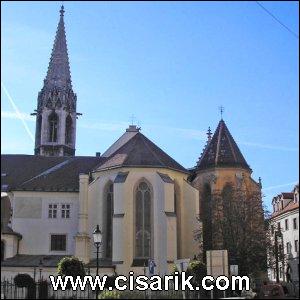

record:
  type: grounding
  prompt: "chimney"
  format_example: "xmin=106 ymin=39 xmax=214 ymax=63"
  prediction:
xmin=126 ymin=125 xmax=141 ymax=132
xmin=96 ymin=152 xmax=101 ymax=157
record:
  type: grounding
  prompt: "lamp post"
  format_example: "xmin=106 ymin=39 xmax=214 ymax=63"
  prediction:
xmin=93 ymin=224 xmax=103 ymax=299
xmin=38 ymin=259 xmax=43 ymax=282
xmin=274 ymin=227 xmax=283 ymax=283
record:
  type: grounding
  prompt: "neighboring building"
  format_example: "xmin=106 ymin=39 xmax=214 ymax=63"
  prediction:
xmin=267 ymin=184 xmax=299 ymax=288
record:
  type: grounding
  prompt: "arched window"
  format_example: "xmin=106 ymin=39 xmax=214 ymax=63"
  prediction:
xmin=105 ymin=182 xmax=113 ymax=258
xmin=1 ymin=241 xmax=5 ymax=261
xmin=65 ymin=115 xmax=72 ymax=144
xmin=48 ymin=112 xmax=58 ymax=142
xmin=135 ymin=181 xmax=152 ymax=259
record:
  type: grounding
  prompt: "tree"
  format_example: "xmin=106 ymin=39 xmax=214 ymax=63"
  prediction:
xmin=57 ymin=256 xmax=86 ymax=289
xmin=195 ymin=182 xmax=268 ymax=277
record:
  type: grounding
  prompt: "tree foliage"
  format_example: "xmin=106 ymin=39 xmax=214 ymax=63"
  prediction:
xmin=57 ymin=256 xmax=86 ymax=278
xmin=196 ymin=182 xmax=268 ymax=276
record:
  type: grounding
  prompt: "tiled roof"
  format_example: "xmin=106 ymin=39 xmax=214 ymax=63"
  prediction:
xmin=94 ymin=131 xmax=188 ymax=174
xmin=271 ymin=201 xmax=299 ymax=218
xmin=1 ymin=255 xmax=71 ymax=267
xmin=196 ymin=120 xmax=250 ymax=171
xmin=1 ymin=155 xmax=105 ymax=192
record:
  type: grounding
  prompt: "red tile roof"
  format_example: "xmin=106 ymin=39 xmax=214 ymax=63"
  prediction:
xmin=271 ymin=201 xmax=299 ymax=218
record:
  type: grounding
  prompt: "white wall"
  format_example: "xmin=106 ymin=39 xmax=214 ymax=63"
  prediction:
xmin=12 ymin=191 xmax=79 ymax=256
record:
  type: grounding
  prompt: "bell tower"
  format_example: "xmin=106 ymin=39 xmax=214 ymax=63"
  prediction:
xmin=32 ymin=6 xmax=81 ymax=156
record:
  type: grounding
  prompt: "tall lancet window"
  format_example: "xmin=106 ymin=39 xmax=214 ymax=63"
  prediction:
xmin=48 ymin=112 xmax=58 ymax=142
xmin=65 ymin=115 xmax=72 ymax=144
xmin=135 ymin=181 xmax=152 ymax=259
xmin=105 ymin=182 xmax=114 ymax=258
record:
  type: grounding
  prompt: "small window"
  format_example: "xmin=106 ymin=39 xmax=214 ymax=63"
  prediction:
xmin=286 ymin=242 xmax=292 ymax=254
xmin=277 ymin=222 xmax=281 ymax=231
xmin=285 ymin=219 xmax=289 ymax=231
xmin=293 ymin=218 xmax=298 ymax=230
xmin=48 ymin=204 xmax=58 ymax=219
xmin=51 ymin=235 xmax=66 ymax=251
xmin=61 ymin=204 xmax=70 ymax=219
xmin=295 ymin=240 xmax=298 ymax=253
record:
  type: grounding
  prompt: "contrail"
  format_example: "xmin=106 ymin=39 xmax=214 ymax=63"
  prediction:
xmin=262 ymin=181 xmax=298 ymax=191
xmin=1 ymin=82 xmax=35 ymax=142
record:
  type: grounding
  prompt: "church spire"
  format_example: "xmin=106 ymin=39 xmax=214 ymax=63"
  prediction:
xmin=196 ymin=119 xmax=251 ymax=171
xmin=33 ymin=5 xmax=78 ymax=157
xmin=44 ymin=5 xmax=72 ymax=90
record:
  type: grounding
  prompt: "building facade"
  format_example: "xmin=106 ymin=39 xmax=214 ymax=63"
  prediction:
xmin=2 ymin=6 xmax=265 ymax=280
xmin=267 ymin=185 xmax=299 ymax=290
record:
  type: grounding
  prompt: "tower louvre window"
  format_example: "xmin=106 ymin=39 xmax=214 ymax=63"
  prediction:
xmin=48 ymin=112 xmax=58 ymax=142
xmin=65 ymin=115 xmax=72 ymax=144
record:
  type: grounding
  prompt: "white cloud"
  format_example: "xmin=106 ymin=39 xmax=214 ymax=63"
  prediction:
xmin=262 ymin=181 xmax=298 ymax=192
xmin=1 ymin=111 xmax=35 ymax=122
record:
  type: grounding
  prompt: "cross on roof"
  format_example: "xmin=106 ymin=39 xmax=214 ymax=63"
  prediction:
xmin=219 ymin=105 xmax=224 ymax=119
xmin=130 ymin=114 xmax=136 ymax=125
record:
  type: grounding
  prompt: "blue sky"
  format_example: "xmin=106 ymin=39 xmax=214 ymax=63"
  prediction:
xmin=1 ymin=1 xmax=299 ymax=209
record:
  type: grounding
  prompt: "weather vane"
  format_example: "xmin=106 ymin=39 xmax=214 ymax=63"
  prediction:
xmin=219 ymin=105 xmax=224 ymax=119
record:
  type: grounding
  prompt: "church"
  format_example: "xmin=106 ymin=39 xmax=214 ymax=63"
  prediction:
xmin=1 ymin=6 xmax=262 ymax=278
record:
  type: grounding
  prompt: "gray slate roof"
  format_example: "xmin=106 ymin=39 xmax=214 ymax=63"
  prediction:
xmin=94 ymin=131 xmax=188 ymax=174
xmin=1 ymin=155 xmax=105 ymax=192
xmin=196 ymin=120 xmax=250 ymax=171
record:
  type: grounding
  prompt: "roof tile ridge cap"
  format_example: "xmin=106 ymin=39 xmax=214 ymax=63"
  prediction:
xmin=223 ymin=125 xmax=238 ymax=163
xmin=20 ymin=158 xmax=72 ymax=186
xmin=95 ymin=133 xmax=140 ymax=170
xmin=102 ymin=131 xmax=139 ymax=157
xmin=122 ymin=133 xmax=141 ymax=166
xmin=197 ymin=135 xmax=213 ymax=167
xmin=215 ymin=121 xmax=223 ymax=165
xmin=224 ymin=123 xmax=249 ymax=166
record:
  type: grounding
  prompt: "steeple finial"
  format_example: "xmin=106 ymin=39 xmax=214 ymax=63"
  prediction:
xmin=60 ymin=5 xmax=65 ymax=17
xmin=219 ymin=105 xmax=224 ymax=120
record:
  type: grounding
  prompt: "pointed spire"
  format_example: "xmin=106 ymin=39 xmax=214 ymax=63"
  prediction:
xmin=196 ymin=120 xmax=251 ymax=171
xmin=44 ymin=5 xmax=72 ymax=90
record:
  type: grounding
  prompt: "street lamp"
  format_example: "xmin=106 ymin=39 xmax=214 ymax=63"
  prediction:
xmin=93 ymin=224 xmax=102 ymax=299
xmin=38 ymin=259 xmax=43 ymax=281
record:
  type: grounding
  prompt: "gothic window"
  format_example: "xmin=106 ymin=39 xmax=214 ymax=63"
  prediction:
xmin=48 ymin=112 xmax=58 ymax=142
xmin=135 ymin=181 xmax=152 ymax=259
xmin=105 ymin=182 xmax=113 ymax=258
xmin=65 ymin=115 xmax=72 ymax=144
